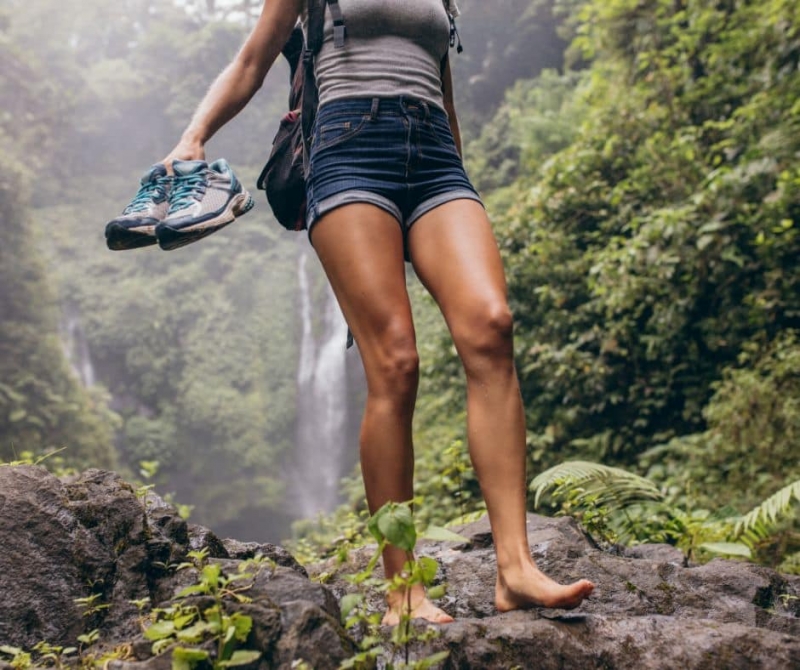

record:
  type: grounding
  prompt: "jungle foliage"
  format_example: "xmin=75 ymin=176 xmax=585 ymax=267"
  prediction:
xmin=0 ymin=14 xmax=115 ymax=467
xmin=1 ymin=0 xmax=307 ymax=536
xmin=406 ymin=0 xmax=800 ymax=568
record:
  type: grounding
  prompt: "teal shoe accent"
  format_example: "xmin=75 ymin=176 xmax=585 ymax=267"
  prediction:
xmin=156 ymin=159 xmax=254 ymax=251
xmin=105 ymin=164 xmax=172 ymax=251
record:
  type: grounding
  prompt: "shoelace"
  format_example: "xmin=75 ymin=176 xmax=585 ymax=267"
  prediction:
xmin=125 ymin=177 xmax=170 ymax=213
xmin=168 ymin=172 xmax=208 ymax=214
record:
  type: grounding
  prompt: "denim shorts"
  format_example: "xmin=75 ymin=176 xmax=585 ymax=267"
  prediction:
xmin=305 ymin=96 xmax=483 ymax=248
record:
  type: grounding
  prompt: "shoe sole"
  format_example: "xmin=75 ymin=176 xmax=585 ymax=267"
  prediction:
xmin=105 ymin=221 xmax=158 ymax=251
xmin=156 ymin=191 xmax=254 ymax=251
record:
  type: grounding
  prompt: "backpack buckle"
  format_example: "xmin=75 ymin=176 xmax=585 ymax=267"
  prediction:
xmin=333 ymin=21 xmax=346 ymax=48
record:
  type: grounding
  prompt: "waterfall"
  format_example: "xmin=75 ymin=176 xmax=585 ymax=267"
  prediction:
xmin=60 ymin=306 xmax=96 ymax=387
xmin=291 ymin=245 xmax=354 ymax=518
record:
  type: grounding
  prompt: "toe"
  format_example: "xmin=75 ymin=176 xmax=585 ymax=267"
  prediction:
xmin=434 ymin=611 xmax=454 ymax=624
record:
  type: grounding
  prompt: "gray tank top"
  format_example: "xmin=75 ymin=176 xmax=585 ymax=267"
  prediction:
xmin=312 ymin=0 xmax=460 ymax=111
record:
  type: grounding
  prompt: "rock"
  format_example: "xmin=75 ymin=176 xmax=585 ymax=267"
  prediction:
xmin=222 ymin=538 xmax=308 ymax=577
xmin=623 ymin=543 xmax=686 ymax=565
xmin=252 ymin=566 xmax=339 ymax=620
xmin=433 ymin=613 xmax=800 ymax=669
xmin=314 ymin=513 xmax=800 ymax=669
xmin=64 ymin=469 xmax=159 ymax=641
xmin=0 ymin=466 xmax=354 ymax=670
xmin=186 ymin=523 xmax=228 ymax=557
xmin=273 ymin=601 xmax=356 ymax=670
xmin=0 ymin=466 xmax=85 ymax=647
xmin=1 ymin=466 xmax=798 ymax=669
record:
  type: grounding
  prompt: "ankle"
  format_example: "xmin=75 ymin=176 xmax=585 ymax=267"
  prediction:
xmin=495 ymin=548 xmax=537 ymax=575
xmin=386 ymin=583 xmax=426 ymax=610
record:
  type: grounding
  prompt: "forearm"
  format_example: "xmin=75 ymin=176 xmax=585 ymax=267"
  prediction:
xmin=181 ymin=60 xmax=266 ymax=146
xmin=173 ymin=0 xmax=301 ymax=155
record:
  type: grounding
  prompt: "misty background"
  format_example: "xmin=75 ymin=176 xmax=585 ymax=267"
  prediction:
xmin=1 ymin=0 xmax=566 ymax=541
xmin=3 ymin=0 xmax=798 ymax=566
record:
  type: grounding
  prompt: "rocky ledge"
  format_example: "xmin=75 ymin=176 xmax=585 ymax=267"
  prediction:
xmin=0 ymin=466 xmax=797 ymax=669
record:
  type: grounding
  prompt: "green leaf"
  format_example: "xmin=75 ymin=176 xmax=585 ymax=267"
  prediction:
xmin=152 ymin=638 xmax=174 ymax=656
xmin=530 ymin=461 xmax=662 ymax=508
xmin=339 ymin=593 xmax=363 ymax=619
xmin=427 ymin=584 xmax=446 ymax=600
xmin=736 ymin=479 xmax=800 ymax=539
xmin=415 ymin=651 xmax=451 ymax=668
xmin=367 ymin=505 xmax=388 ymax=543
xmin=231 ymin=613 xmax=253 ymax=642
xmin=171 ymin=646 xmax=209 ymax=670
xmin=176 ymin=583 xmax=209 ymax=599
xmin=8 ymin=409 xmax=27 ymax=422
xmin=175 ymin=620 xmax=214 ymax=643
xmin=376 ymin=504 xmax=417 ymax=551
xmin=172 ymin=648 xmax=209 ymax=662
xmin=173 ymin=612 xmax=197 ymax=630
xmin=217 ymin=650 xmax=261 ymax=667
xmin=0 ymin=646 xmax=23 ymax=656
xmin=201 ymin=563 xmax=222 ymax=587
xmin=145 ymin=620 xmax=176 ymax=641
xmin=417 ymin=557 xmax=439 ymax=585
xmin=421 ymin=525 xmax=469 ymax=543
xmin=699 ymin=542 xmax=752 ymax=558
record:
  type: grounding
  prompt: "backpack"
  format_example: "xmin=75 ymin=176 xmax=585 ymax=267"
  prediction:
xmin=257 ymin=0 xmax=461 ymax=233
xmin=257 ymin=0 xmax=344 ymax=231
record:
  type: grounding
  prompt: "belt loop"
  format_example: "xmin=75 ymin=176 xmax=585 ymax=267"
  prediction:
xmin=421 ymin=100 xmax=430 ymax=120
xmin=370 ymin=97 xmax=380 ymax=120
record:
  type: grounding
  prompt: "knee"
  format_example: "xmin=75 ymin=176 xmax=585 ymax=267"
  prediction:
xmin=456 ymin=301 xmax=515 ymax=366
xmin=370 ymin=325 xmax=420 ymax=400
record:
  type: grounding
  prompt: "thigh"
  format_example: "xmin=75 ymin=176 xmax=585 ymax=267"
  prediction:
xmin=311 ymin=203 xmax=416 ymax=363
xmin=407 ymin=199 xmax=511 ymax=346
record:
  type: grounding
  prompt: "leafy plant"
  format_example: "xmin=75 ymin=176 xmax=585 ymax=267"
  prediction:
xmin=30 ymin=642 xmax=77 ymax=670
xmin=0 ymin=628 xmax=129 ymax=670
xmin=531 ymin=461 xmax=663 ymax=508
xmin=142 ymin=549 xmax=270 ymax=669
xmin=532 ymin=459 xmax=800 ymax=566
xmin=338 ymin=501 xmax=466 ymax=669
xmin=74 ymin=592 xmax=111 ymax=618
xmin=736 ymin=479 xmax=800 ymax=540
xmin=0 ymin=646 xmax=32 ymax=670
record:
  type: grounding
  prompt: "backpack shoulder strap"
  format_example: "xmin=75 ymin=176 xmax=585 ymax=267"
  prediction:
xmin=301 ymin=1 xmax=346 ymax=153
xmin=306 ymin=0 xmax=325 ymax=55
xmin=307 ymin=0 xmax=345 ymax=54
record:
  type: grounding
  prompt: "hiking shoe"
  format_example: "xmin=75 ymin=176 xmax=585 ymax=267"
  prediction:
xmin=155 ymin=159 xmax=254 ymax=251
xmin=105 ymin=164 xmax=172 ymax=250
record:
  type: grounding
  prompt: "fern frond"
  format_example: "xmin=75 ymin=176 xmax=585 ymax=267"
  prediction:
xmin=778 ymin=551 xmax=800 ymax=576
xmin=530 ymin=460 xmax=662 ymax=509
xmin=735 ymin=478 xmax=800 ymax=540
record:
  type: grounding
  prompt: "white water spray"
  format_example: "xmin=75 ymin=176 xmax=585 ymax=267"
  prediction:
xmin=61 ymin=307 xmax=96 ymax=387
xmin=291 ymin=245 xmax=354 ymax=518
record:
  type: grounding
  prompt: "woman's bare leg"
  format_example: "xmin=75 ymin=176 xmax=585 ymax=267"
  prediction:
xmin=408 ymin=199 xmax=594 ymax=611
xmin=311 ymin=204 xmax=453 ymax=624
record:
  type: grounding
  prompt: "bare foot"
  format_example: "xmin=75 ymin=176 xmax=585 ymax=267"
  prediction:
xmin=382 ymin=587 xmax=454 ymax=626
xmin=495 ymin=563 xmax=595 ymax=612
